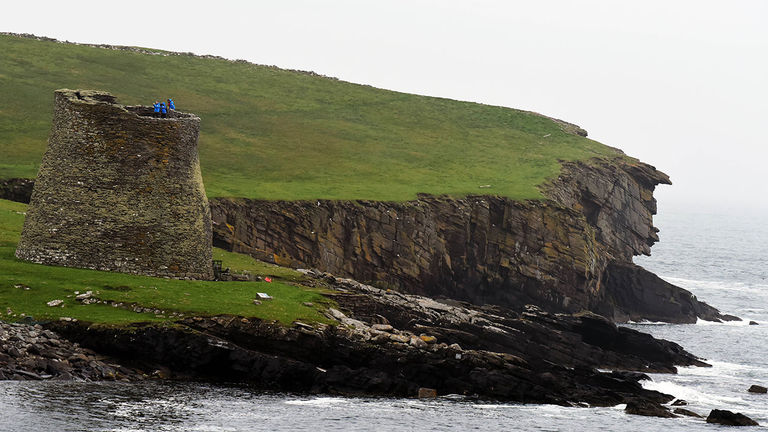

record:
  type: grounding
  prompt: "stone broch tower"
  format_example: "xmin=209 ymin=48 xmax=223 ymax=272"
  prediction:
xmin=16 ymin=89 xmax=213 ymax=279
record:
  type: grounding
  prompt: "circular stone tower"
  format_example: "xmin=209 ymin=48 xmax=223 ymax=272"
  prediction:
xmin=15 ymin=89 xmax=213 ymax=280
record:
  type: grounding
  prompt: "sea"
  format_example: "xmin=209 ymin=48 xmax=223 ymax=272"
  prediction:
xmin=1 ymin=209 xmax=766 ymax=431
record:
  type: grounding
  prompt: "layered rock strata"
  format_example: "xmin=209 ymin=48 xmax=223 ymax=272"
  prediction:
xmin=49 ymin=272 xmax=707 ymax=405
xmin=209 ymin=158 xmax=724 ymax=322
xmin=15 ymin=90 xmax=212 ymax=279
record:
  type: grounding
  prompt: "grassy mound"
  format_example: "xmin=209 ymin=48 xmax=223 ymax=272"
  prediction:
xmin=0 ymin=199 xmax=333 ymax=325
xmin=0 ymin=33 xmax=620 ymax=201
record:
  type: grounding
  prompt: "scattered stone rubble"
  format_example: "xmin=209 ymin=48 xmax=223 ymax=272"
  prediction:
xmin=45 ymin=290 xmax=186 ymax=319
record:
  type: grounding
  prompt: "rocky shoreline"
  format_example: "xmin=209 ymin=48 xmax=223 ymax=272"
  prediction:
xmin=0 ymin=321 xmax=143 ymax=381
xmin=0 ymin=270 xmax=761 ymax=424
xmin=37 ymin=271 xmax=701 ymax=405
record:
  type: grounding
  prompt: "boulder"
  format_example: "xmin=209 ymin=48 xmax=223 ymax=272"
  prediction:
xmin=673 ymin=408 xmax=703 ymax=418
xmin=409 ymin=336 xmax=428 ymax=348
xmin=371 ymin=324 xmax=393 ymax=332
xmin=706 ymin=409 xmax=759 ymax=426
xmin=670 ymin=399 xmax=687 ymax=406
xmin=419 ymin=335 xmax=437 ymax=344
xmin=46 ymin=300 xmax=64 ymax=307
xmin=611 ymin=370 xmax=651 ymax=382
xmin=75 ymin=291 xmax=92 ymax=301
xmin=748 ymin=321 xmax=759 ymax=325
xmin=747 ymin=385 xmax=767 ymax=394
xmin=625 ymin=399 xmax=676 ymax=418
xmin=418 ymin=387 xmax=437 ymax=398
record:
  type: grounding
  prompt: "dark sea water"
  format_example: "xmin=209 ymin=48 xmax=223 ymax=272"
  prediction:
xmin=1 ymin=210 xmax=766 ymax=431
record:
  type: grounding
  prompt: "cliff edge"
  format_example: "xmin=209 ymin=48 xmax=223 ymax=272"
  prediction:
xmin=210 ymin=156 xmax=728 ymax=323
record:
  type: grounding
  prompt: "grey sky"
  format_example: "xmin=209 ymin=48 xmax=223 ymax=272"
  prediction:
xmin=3 ymin=0 xmax=767 ymax=212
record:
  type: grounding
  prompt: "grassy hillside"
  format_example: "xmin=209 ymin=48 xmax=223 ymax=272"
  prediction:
xmin=0 ymin=198 xmax=333 ymax=325
xmin=0 ymin=33 xmax=620 ymax=201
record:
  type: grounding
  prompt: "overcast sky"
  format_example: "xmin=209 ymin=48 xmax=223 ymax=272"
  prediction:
xmin=3 ymin=0 xmax=767 ymax=213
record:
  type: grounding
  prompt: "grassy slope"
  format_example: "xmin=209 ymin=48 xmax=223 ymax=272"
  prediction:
xmin=0 ymin=199 xmax=333 ymax=325
xmin=0 ymin=34 xmax=620 ymax=201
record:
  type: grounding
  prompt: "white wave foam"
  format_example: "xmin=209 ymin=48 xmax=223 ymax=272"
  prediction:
xmin=641 ymin=380 xmax=745 ymax=406
xmin=625 ymin=320 xmax=673 ymax=325
xmin=111 ymin=399 xmax=192 ymax=419
xmin=678 ymin=360 xmax=768 ymax=377
xmin=660 ymin=276 xmax=768 ymax=293
xmin=472 ymin=404 xmax=521 ymax=410
xmin=695 ymin=317 xmax=751 ymax=326
xmin=284 ymin=397 xmax=349 ymax=406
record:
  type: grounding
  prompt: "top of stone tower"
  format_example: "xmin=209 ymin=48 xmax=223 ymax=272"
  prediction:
xmin=55 ymin=88 xmax=199 ymax=122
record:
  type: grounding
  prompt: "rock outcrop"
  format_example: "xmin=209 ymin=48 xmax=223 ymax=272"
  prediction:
xmin=706 ymin=409 xmax=760 ymax=426
xmin=209 ymin=158 xmax=725 ymax=322
xmin=0 ymin=321 xmax=143 ymax=381
xmin=625 ymin=398 xmax=676 ymax=418
xmin=15 ymin=90 xmax=213 ymax=279
xmin=600 ymin=262 xmax=736 ymax=323
xmin=48 ymin=271 xmax=707 ymax=405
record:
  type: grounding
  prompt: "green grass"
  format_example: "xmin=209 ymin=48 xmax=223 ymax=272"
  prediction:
xmin=0 ymin=199 xmax=333 ymax=325
xmin=0 ymin=34 xmax=621 ymax=201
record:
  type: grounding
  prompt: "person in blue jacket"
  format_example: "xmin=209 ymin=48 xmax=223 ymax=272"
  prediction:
xmin=153 ymin=101 xmax=160 ymax=116
xmin=160 ymin=102 xmax=167 ymax=118
xmin=167 ymin=98 xmax=175 ymax=110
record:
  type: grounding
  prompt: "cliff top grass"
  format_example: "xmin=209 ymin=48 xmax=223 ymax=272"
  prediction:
xmin=0 ymin=199 xmax=333 ymax=325
xmin=0 ymin=33 xmax=621 ymax=201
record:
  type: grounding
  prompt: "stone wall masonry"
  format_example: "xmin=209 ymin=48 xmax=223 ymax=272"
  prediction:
xmin=0 ymin=178 xmax=34 ymax=203
xmin=15 ymin=89 xmax=213 ymax=279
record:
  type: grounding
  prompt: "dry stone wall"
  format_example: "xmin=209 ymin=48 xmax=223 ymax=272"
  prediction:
xmin=15 ymin=89 xmax=212 ymax=279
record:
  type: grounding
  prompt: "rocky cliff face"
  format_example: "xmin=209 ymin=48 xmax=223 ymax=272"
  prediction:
xmin=210 ymin=157 xmax=727 ymax=323
xmin=543 ymin=159 xmax=670 ymax=262
xmin=211 ymin=196 xmax=607 ymax=314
